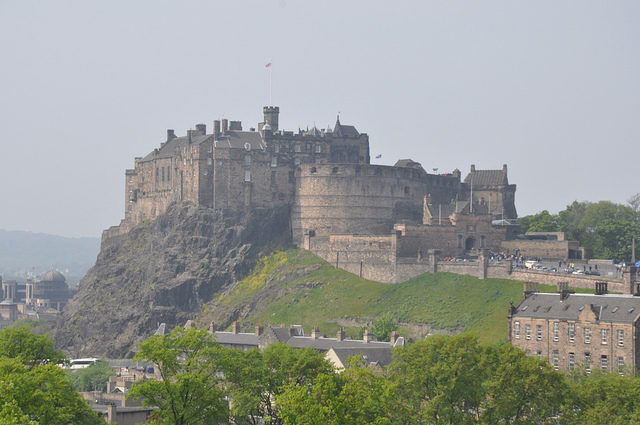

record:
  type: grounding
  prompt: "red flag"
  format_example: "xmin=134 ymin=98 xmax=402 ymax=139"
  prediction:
xmin=265 ymin=62 xmax=272 ymax=68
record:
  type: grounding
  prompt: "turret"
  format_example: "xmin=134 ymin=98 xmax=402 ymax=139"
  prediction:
xmin=263 ymin=106 xmax=279 ymax=132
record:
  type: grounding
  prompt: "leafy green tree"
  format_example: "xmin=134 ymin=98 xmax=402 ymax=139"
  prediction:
xmin=0 ymin=326 xmax=65 ymax=368
xmin=517 ymin=210 xmax=558 ymax=233
xmin=480 ymin=343 xmax=567 ymax=424
xmin=0 ymin=357 xmax=102 ymax=425
xmin=68 ymin=360 xmax=115 ymax=392
xmin=276 ymin=358 xmax=396 ymax=425
xmin=220 ymin=342 xmax=334 ymax=425
xmin=371 ymin=312 xmax=396 ymax=341
xmin=388 ymin=333 xmax=488 ymax=425
xmin=128 ymin=327 xmax=229 ymax=425
xmin=8 ymin=318 xmax=51 ymax=335
xmin=560 ymin=372 xmax=640 ymax=425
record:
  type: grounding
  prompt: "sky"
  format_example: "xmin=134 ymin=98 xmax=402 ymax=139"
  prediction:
xmin=1 ymin=1 xmax=638 ymax=238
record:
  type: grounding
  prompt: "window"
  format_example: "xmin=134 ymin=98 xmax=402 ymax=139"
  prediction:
xmin=601 ymin=329 xmax=607 ymax=345
xmin=288 ymin=171 xmax=294 ymax=183
xmin=162 ymin=167 xmax=165 ymax=182
xmin=585 ymin=353 xmax=591 ymax=373
xmin=514 ymin=321 xmax=520 ymax=339
xmin=207 ymin=158 xmax=212 ymax=165
xmin=155 ymin=167 xmax=159 ymax=183
xmin=167 ymin=167 xmax=171 ymax=181
xmin=536 ymin=324 xmax=542 ymax=341
xmin=457 ymin=235 xmax=463 ymax=248
xmin=552 ymin=350 xmax=559 ymax=370
xmin=480 ymin=235 xmax=485 ymax=248
xmin=618 ymin=357 xmax=624 ymax=375
xmin=271 ymin=157 xmax=277 ymax=167
xmin=568 ymin=323 xmax=575 ymax=343
xmin=537 ymin=351 xmax=543 ymax=360
xmin=244 ymin=170 xmax=251 ymax=182
xmin=274 ymin=144 xmax=279 ymax=153
xmin=525 ymin=324 xmax=531 ymax=340
xmin=569 ymin=353 xmax=575 ymax=370
xmin=584 ymin=327 xmax=591 ymax=344
xmin=601 ymin=355 xmax=608 ymax=371
xmin=244 ymin=154 xmax=251 ymax=166
xmin=270 ymin=171 xmax=276 ymax=185
xmin=294 ymin=144 xmax=301 ymax=153
xmin=553 ymin=322 xmax=559 ymax=342
xmin=315 ymin=144 xmax=322 ymax=153
xmin=618 ymin=329 xmax=624 ymax=347
xmin=294 ymin=158 xmax=301 ymax=166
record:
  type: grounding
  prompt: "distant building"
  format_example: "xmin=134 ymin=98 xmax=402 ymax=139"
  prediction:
xmin=508 ymin=274 xmax=640 ymax=374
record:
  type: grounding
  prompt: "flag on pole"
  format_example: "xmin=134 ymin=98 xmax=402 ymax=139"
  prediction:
xmin=375 ymin=154 xmax=382 ymax=159
xmin=265 ymin=62 xmax=272 ymax=68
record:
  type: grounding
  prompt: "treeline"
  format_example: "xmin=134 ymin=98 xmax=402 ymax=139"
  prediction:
xmin=518 ymin=197 xmax=640 ymax=261
xmin=130 ymin=327 xmax=640 ymax=425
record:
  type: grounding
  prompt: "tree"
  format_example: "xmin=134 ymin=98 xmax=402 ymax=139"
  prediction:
xmin=128 ymin=327 xmax=229 ymax=425
xmin=628 ymin=192 xmax=640 ymax=212
xmin=0 ymin=357 xmax=103 ymax=425
xmin=388 ymin=333 xmax=488 ymax=425
xmin=517 ymin=210 xmax=558 ymax=234
xmin=220 ymin=342 xmax=334 ymax=425
xmin=68 ymin=360 xmax=115 ymax=392
xmin=0 ymin=326 xmax=65 ymax=368
xmin=371 ymin=312 xmax=396 ymax=342
xmin=481 ymin=344 xmax=567 ymax=424
xmin=276 ymin=358 xmax=396 ymax=425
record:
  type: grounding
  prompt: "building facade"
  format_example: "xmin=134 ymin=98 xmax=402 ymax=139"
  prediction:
xmin=508 ymin=277 xmax=640 ymax=374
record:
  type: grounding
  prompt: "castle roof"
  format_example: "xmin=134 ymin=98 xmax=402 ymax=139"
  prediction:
xmin=464 ymin=168 xmax=508 ymax=186
xmin=512 ymin=292 xmax=640 ymax=324
xmin=141 ymin=132 xmax=213 ymax=162
xmin=333 ymin=116 xmax=360 ymax=138
xmin=214 ymin=131 xmax=266 ymax=150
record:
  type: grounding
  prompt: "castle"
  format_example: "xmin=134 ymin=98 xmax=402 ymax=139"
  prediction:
xmin=108 ymin=106 xmax=522 ymax=282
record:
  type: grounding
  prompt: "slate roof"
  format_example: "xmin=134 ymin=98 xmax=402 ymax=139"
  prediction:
xmin=330 ymin=346 xmax=394 ymax=367
xmin=212 ymin=331 xmax=259 ymax=347
xmin=463 ymin=169 xmax=508 ymax=186
xmin=141 ymin=133 xmax=212 ymax=162
xmin=214 ymin=131 xmax=266 ymax=150
xmin=333 ymin=118 xmax=360 ymax=138
xmin=286 ymin=336 xmax=395 ymax=352
xmin=513 ymin=293 xmax=640 ymax=323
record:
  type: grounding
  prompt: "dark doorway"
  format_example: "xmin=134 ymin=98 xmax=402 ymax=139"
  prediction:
xmin=465 ymin=237 xmax=475 ymax=251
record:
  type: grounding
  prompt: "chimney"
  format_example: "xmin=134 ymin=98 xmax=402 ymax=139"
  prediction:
xmin=557 ymin=281 xmax=569 ymax=293
xmin=255 ymin=324 xmax=264 ymax=336
xmin=288 ymin=325 xmax=296 ymax=336
xmin=470 ymin=164 xmax=476 ymax=172
xmin=336 ymin=327 xmax=345 ymax=341
xmin=311 ymin=326 xmax=320 ymax=339
xmin=167 ymin=129 xmax=176 ymax=142
xmin=213 ymin=120 xmax=221 ymax=139
xmin=209 ymin=321 xmax=215 ymax=333
xmin=195 ymin=123 xmax=206 ymax=135
xmin=390 ymin=330 xmax=399 ymax=344
xmin=503 ymin=164 xmax=508 ymax=172
xmin=363 ymin=329 xmax=371 ymax=343
xmin=221 ymin=119 xmax=229 ymax=136
xmin=595 ymin=281 xmax=608 ymax=295
xmin=523 ymin=281 xmax=539 ymax=297
xmin=187 ymin=130 xmax=193 ymax=144
xmin=229 ymin=120 xmax=242 ymax=131
xmin=232 ymin=321 xmax=239 ymax=334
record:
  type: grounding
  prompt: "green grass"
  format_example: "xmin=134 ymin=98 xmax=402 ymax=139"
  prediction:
xmin=200 ymin=248 xmax=592 ymax=344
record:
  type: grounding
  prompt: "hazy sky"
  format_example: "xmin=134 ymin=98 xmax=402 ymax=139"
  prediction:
xmin=1 ymin=1 xmax=638 ymax=237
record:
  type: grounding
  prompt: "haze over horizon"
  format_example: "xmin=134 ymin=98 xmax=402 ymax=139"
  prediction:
xmin=1 ymin=1 xmax=638 ymax=238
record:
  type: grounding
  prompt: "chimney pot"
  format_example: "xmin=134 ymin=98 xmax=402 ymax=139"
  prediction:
xmin=312 ymin=326 xmax=320 ymax=339
xmin=336 ymin=327 xmax=345 ymax=341
xmin=255 ymin=324 xmax=264 ymax=336
xmin=363 ymin=329 xmax=370 ymax=343
xmin=470 ymin=164 xmax=476 ymax=172
xmin=213 ymin=120 xmax=221 ymax=139
xmin=167 ymin=129 xmax=176 ymax=142
xmin=232 ymin=321 xmax=239 ymax=334
xmin=390 ymin=330 xmax=399 ymax=344
xmin=209 ymin=321 xmax=215 ymax=333
xmin=221 ymin=119 xmax=229 ymax=136
xmin=196 ymin=123 xmax=206 ymax=135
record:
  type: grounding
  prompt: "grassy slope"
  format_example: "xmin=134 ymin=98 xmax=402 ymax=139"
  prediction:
xmin=202 ymin=248 xmax=591 ymax=344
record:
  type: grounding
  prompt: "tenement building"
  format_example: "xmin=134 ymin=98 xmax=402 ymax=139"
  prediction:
xmin=508 ymin=279 xmax=640 ymax=374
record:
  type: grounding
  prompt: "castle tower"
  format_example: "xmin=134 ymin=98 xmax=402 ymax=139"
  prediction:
xmin=263 ymin=106 xmax=279 ymax=132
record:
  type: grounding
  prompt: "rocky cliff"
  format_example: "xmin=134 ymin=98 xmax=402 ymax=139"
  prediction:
xmin=53 ymin=202 xmax=291 ymax=358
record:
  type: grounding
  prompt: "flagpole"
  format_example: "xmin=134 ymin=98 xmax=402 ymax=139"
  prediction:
xmin=269 ymin=66 xmax=272 ymax=105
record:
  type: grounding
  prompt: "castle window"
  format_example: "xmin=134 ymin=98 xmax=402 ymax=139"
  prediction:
xmin=332 ymin=167 xmax=338 ymax=174
xmin=274 ymin=144 xmax=280 ymax=153
xmin=295 ymin=144 xmax=301 ymax=153
xmin=271 ymin=171 xmax=276 ymax=185
xmin=310 ymin=167 xmax=317 ymax=174
xmin=288 ymin=171 xmax=294 ymax=183
xmin=271 ymin=157 xmax=277 ymax=167
xmin=315 ymin=158 xmax=321 ymax=164
xmin=244 ymin=170 xmax=251 ymax=182
xmin=457 ymin=235 xmax=463 ymax=249
xmin=536 ymin=325 xmax=542 ymax=341
xmin=569 ymin=352 xmax=575 ymax=370
xmin=404 ymin=186 xmax=409 ymax=196
xmin=294 ymin=158 xmax=301 ymax=166
xmin=207 ymin=158 xmax=212 ymax=166
xmin=244 ymin=154 xmax=251 ymax=166
xmin=618 ymin=329 xmax=624 ymax=346
xmin=514 ymin=321 xmax=520 ymax=339
xmin=480 ymin=235 xmax=486 ymax=248
xmin=568 ymin=323 xmax=575 ymax=342
xmin=306 ymin=143 xmax=311 ymax=151
xmin=315 ymin=144 xmax=322 ymax=153
xmin=162 ymin=167 xmax=165 ymax=182
xmin=167 ymin=167 xmax=171 ymax=181
xmin=155 ymin=168 xmax=159 ymax=183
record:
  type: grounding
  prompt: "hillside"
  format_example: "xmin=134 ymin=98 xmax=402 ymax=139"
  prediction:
xmin=198 ymin=248 xmax=591 ymax=344
xmin=52 ymin=203 xmax=291 ymax=358
xmin=0 ymin=229 xmax=100 ymax=285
